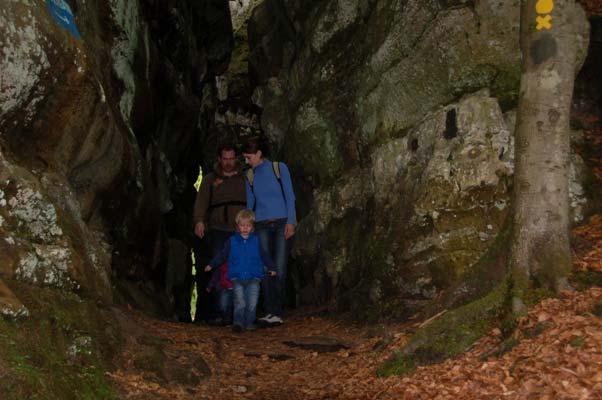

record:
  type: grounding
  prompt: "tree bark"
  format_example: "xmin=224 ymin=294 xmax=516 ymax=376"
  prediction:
xmin=510 ymin=0 xmax=588 ymax=311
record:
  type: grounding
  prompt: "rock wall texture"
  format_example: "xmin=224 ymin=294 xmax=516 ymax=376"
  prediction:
xmin=1 ymin=0 xmax=232 ymax=396
xmin=0 ymin=0 xmax=597 ymax=330
xmin=0 ymin=0 xmax=233 ymax=315
xmin=248 ymin=0 xmax=593 ymax=317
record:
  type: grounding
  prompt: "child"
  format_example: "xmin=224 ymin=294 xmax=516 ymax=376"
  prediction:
xmin=205 ymin=209 xmax=276 ymax=332
xmin=206 ymin=261 xmax=233 ymax=326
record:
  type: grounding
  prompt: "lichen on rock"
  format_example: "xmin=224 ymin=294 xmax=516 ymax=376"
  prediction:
xmin=15 ymin=245 xmax=74 ymax=289
xmin=7 ymin=186 xmax=63 ymax=242
xmin=0 ymin=2 xmax=50 ymax=124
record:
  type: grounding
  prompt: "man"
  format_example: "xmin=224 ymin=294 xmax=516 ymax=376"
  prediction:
xmin=193 ymin=143 xmax=246 ymax=324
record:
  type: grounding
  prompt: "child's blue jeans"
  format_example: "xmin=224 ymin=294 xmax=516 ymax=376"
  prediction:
xmin=232 ymin=279 xmax=260 ymax=328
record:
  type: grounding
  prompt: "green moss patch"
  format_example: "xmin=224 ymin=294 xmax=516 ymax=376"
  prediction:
xmin=377 ymin=352 xmax=416 ymax=377
xmin=0 ymin=282 xmax=121 ymax=400
xmin=379 ymin=281 xmax=510 ymax=375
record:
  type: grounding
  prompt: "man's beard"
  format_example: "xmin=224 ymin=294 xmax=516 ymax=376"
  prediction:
xmin=222 ymin=164 xmax=235 ymax=173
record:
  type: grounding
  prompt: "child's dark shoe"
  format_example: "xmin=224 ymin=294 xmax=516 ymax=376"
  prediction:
xmin=232 ymin=324 xmax=243 ymax=333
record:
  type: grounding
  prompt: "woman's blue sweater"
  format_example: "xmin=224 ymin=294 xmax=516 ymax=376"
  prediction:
xmin=245 ymin=160 xmax=296 ymax=224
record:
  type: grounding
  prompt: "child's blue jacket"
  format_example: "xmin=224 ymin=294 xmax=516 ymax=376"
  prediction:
xmin=208 ymin=233 xmax=275 ymax=280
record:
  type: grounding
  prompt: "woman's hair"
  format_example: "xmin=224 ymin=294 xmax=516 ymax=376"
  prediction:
xmin=241 ymin=136 xmax=268 ymax=156
xmin=235 ymin=209 xmax=256 ymax=224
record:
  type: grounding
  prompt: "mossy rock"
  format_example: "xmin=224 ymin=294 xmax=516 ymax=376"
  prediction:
xmin=133 ymin=346 xmax=167 ymax=376
xmin=168 ymin=362 xmax=202 ymax=387
xmin=377 ymin=352 xmax=416 ymax=377
xmin=380 ymin=281 xmax=509 ymax=376
xmin=0 ymin=282 xmax=121 ymax=399
xmin=165 ymin=350 xmax=211 ymax=386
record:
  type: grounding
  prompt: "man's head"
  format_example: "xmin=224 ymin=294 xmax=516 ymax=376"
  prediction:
xmin=217 ymin=143 xmax=237 ymax=173
xmin=235 ymin=209 xmax=255 ymax=238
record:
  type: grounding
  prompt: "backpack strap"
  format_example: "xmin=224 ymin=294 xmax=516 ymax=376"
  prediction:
xmin=271 ymin=161 xmax=281 ymax=180
xmin=245 ymin=168 xmax=256 ymax=211
xmin=246 ymin=162 xmax=287 ymax=212
xmin=271 ymin=162 xmax=286 ymax=203
xmin=245 ymin=168 xmax=255 ymax=187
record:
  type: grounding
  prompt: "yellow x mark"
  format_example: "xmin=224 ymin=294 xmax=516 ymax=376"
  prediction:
xmin=536 ymin=15 xmax=552 ymax=30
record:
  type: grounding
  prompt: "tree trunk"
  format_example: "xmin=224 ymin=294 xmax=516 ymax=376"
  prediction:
xmin=510 ymin=0 xmax=588 ymax=311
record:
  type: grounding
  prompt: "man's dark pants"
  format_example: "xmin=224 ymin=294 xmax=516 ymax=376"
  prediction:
xmin=193 ymin=229 xmax=232 ymax=322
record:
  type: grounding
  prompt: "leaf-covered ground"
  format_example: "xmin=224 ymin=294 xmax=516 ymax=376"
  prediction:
xmin=108 ymin=212 xmax=602 ymax=400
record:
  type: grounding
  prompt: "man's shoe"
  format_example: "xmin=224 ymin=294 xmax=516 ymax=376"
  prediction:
xmin=245 ymin=324 xmax=258 ymax=331
xmin=232 ymin=324 xmax=243 ymax=333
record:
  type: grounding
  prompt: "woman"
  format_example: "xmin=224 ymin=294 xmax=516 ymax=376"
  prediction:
xmin=242 ymin=137 xmax=296 ymax=326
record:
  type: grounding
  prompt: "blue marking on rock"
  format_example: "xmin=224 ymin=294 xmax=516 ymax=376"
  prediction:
xmin=46 ymin=0 xmax=80 ymax=39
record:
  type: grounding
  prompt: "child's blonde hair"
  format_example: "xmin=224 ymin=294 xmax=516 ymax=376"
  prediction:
xmin=235 ymin=209 xmax=255 ymax=225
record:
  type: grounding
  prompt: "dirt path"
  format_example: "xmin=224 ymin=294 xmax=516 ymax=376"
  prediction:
xmin=109 ymin=213 xmax=602 ymax=399
xmin=108 ymin=288 xmax=601 ymax=400
xmin=108 ymin=307 xmax=409 ymax=399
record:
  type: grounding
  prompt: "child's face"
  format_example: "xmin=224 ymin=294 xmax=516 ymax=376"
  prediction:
xmin=237 ymin=219 xmax=254 ymax=238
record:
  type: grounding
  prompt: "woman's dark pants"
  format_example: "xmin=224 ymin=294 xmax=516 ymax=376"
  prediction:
xmin=255 ymin=218 xmax=290 ymax=317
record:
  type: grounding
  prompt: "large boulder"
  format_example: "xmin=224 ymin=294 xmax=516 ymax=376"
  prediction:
xmin=247 ymin=0 xmax=590 ymax=317
xmin=293 ymin=89 xmax=588 ymax=317
xmin=0 ymin=0 xmax=233 ymax=307
xmin=249 ymin=0 xmax=523 ymax=184
xmin=0 ymin=0 xmax=233 ymax=396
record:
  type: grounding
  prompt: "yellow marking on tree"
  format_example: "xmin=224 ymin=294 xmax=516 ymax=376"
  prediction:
xmin=536 ymin=15 xmax=552 ymax=30
xmin=535 ymin=0 xmax=553 ymax=30
xmin=535 ymin=0 xmax=554 ymax=14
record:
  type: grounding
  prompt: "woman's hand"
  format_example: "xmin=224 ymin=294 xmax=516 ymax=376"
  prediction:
xmin=284 ymin=223 xmax=296 ymax=240
xmin=204 ymin=265 xmax=212 ymax=272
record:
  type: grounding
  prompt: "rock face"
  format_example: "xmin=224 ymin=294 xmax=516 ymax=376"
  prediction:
xmin=1 ymin=0 xmax=233 ymax=396
xmin=0 ymin=0 xmax=595 ymax=340
xmin=248 ymin=0 xmax=591 ymax=316
xmin=0 ymin=0 xmax=233 ymax=311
